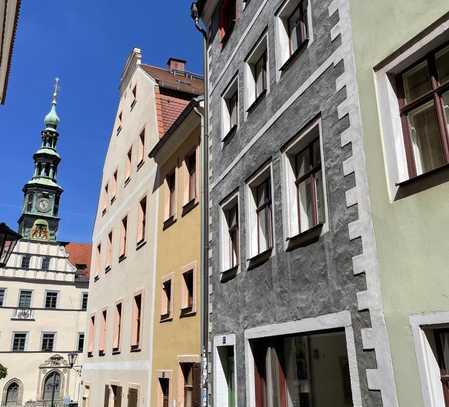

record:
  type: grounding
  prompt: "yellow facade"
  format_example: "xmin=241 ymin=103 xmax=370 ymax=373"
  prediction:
xmin=150 ymin=102 xmax=202 ymax=407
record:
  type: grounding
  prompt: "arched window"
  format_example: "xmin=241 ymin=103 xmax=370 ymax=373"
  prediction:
xmin=5 ymin=382 xmax=19 ymax=405
xmin=43 ymin=371 xmax=61 ymax=401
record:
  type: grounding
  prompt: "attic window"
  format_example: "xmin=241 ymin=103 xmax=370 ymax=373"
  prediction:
xmin=219 ymin=0 xmax=237 ymax=45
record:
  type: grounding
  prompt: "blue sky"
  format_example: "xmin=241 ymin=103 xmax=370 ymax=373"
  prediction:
xmin=0 ymin=0 xmax=202 ymax=243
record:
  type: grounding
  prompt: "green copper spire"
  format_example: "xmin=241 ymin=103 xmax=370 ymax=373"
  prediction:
xmin=44 ymin=78 xmax=60 ymax=131
xmin=18 ymin=78 xmax=64 ymax=241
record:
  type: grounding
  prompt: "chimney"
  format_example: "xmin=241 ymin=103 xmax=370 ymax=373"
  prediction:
xmin=167 ymin=58 xmax=186 ymax=73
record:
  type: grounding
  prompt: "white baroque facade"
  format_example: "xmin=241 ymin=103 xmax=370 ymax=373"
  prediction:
xmin=0 ymin=239 xmax=90 ymax=406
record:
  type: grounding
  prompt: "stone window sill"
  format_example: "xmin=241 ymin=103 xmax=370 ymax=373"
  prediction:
xmin=160 ymin=314 xmax=173 ymax=323
xmin=180 ymin=307 xmax=196 ymax=318
xmin=220 ymin=265 xmax=238 ymax=282
xmin=163 ymin=216 xmax=176 ymax=230
xmin=182 ymin=199 xmax=198 ymax=217
xmin=286 ymin=223 xmax=323 ymax=251
xmin=394 ymin=163 xmax=449 ymax=200
xmin=247 ymin=248 xmax=272 ymax=270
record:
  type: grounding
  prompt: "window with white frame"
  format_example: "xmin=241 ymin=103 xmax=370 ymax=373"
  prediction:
xmin=41 ymin=332 xmax=55 ymax=352
xmin=376 ymin=37 xmax=449 ymax=197
xmin=12 ymin=332 xmax=27 ymax=352
xmin=247 ymin=166 xmax=273 ymax=260
xmin=275 ymin=0 xmax=310 ymax=70
xmin=245 ymin=35 xmax=268 ymax=111
xmin=222 ymin=76 xmax=239 ymax=139
xmin=220 ymin=194 xmax=240 ymax=272
xmin=396 ymin=44 xmax=449 ymax=178
xmin=18 ymin=290 xmax=32 ymax=308
xmin=45 ymin=291 xmax=58 ymax=309
xmin=283 ymin=121 xmax=326 ymax=239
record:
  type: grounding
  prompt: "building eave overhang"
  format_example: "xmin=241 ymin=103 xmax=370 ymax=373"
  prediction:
xmin=0 ymin=0 xmax=21 ymax=105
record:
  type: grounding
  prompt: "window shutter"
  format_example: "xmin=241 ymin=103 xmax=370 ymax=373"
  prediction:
xmin=192 ymin=362 xmax=201 ymax=407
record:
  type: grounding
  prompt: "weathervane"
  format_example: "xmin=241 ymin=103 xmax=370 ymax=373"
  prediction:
xmin=52 ymin=77 xmax=60 ymax=105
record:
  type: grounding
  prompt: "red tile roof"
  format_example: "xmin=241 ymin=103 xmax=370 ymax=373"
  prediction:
xmin=154 ymin=89 xmax=191 ymax=137
xmin=141 ymin=64 xmax=204 ymax=138
xmin=66 ymin=243 xmax=92 ymax=280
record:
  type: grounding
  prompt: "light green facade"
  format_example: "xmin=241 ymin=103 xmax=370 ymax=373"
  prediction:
xmin=349 ymin=2 xmax=449 ymax=406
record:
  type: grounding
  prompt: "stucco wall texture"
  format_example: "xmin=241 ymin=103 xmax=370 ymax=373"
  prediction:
xmin=349 ymin=2 xmax=449 ymax=407
xmin=206 ymin=0 xmax=384 ymax=405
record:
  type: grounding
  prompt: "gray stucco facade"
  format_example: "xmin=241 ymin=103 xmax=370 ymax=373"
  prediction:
xmin=203 ymin=0 xmax=397 ymax=406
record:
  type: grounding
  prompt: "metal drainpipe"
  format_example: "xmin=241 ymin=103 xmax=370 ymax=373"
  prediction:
xmin=191 ymin=4 xmax=209 ymax=407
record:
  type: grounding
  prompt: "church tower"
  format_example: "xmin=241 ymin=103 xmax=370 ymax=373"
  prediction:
xmin=17 ymin=79 xmax=63 ymax=241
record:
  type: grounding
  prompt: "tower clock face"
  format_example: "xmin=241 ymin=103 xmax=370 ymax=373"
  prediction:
xmin=37 ymin=198 xmax=51 ymax=213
